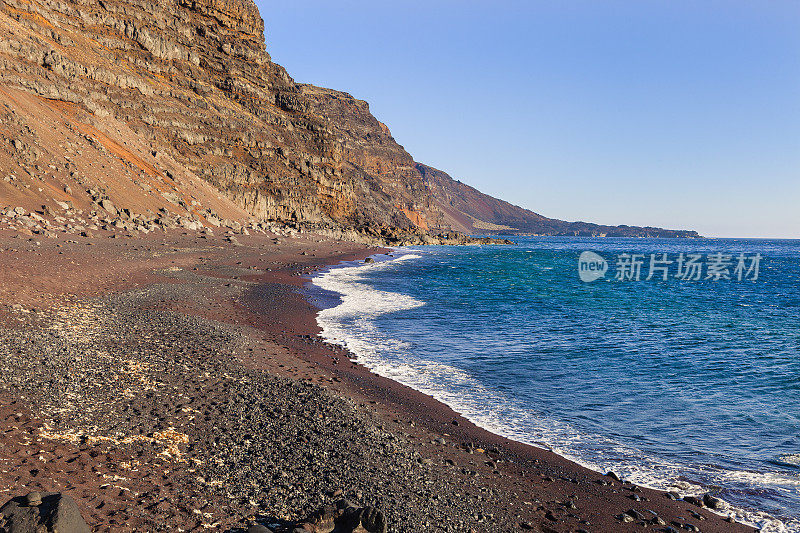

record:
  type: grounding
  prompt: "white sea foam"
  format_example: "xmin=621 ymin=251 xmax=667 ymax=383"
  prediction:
xmin=780 ymin=454 xmax=800 ymax=467
xmin=312 ymin=252 xmax=798 ymax=533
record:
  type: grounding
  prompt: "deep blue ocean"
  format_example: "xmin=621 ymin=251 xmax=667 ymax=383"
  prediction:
xmin=311 ymin=237 xmax=800 ymax=532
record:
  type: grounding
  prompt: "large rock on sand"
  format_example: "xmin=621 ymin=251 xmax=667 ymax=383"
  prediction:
xmin=294 ymin=499 xmax=386 ymax=533
xmin=0 ymin=492 xmax=90 ymax=533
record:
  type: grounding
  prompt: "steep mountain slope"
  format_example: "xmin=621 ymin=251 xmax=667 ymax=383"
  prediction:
xmin=300 ymin=85 xmax=699 ymax=238
xmin=0 ymin=0 xmax=698 ymax=240
xmin=0 ymin=0 xmax=440 ymax=239
xmin=416 ymin=163 xmax=700 ymax=237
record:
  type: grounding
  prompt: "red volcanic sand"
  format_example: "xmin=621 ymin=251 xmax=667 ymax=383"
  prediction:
xmin=0 ymin=228 xmax=754 ymax=532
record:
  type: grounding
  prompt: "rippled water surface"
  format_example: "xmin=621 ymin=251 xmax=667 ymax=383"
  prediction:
xmin=311 ymin=237 xmax=800 ymax=531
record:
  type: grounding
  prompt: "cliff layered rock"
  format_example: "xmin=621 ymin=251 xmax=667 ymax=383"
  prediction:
xmin=0 ymin=0 xmax=375 ymax=231
xmin=0 ymin=0 xmax=699 ymax=240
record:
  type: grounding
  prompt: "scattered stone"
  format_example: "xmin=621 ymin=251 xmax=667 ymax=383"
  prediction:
xmin=646 ymin=510 xmax=666 ymax=525
xmin=689 ymin=510 xmax=706 ymax=520
xmin=24 ymin=492 xmax=41 ymax=507
xmin=624 ymin=509 xmax=645 ymax=521
xmin=99 ymin=198 xmax=117 ymax=216
xmin=683 ymin=496 xmax=704 ymax=507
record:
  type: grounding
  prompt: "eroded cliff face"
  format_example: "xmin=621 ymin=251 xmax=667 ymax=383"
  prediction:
xmin=0 ymin=0 xmax=698 ymax=240
xmin=298 ymin=85 xmax=445 ymax=231
xmin=299 ymin=84 xmax=700 ymax=238
xmin=0 ymin=0 xmax=434 ymax=233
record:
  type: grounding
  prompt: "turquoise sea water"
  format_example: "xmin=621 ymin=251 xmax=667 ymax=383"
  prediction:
xmin=311 ymin=237 xmax=800 ymax=531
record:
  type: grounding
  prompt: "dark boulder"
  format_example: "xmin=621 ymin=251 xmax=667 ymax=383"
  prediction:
xmin=248 ymin=525 xmax=275 ymax=533
xmin=703 ymin=492 xmax=729 ymax=510
xmin=294 ymin=500 xmax=387 ymax=533
xmin=683 ymin=495 xmax=705 ymax=507
xmin=0 ymin=492 xmax=89 ymax=533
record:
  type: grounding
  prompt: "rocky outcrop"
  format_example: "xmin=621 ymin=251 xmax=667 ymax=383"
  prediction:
xmin=298 ymin=85 xmax=442 ymax=231
xmin=0 ymin=492 xmax=90 ymax=533
xmin=0 ymin=0 xmax=444 ymax=238
xmin=292 ymin=500 xmax=387 ymax=533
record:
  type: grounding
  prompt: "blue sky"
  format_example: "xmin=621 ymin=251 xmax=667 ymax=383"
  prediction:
xmin=255 ymin=1 xmax=800 ymax=238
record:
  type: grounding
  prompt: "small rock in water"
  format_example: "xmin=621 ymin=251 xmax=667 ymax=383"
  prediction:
xmin=605 ymin=471 xmax=621 ymax=481
xmin=364 ymin=257 xmax=375 ymax=264
xmin=702 ymin=492 xmax=729 ymax=510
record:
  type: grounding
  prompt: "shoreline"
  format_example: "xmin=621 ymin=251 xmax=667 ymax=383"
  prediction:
xmin=304 ymin=249 xmax=792 ymax=533
xmin=264 ymin=248 xmax=761 ymax=533
xmin=0 ymin=229 xmax=757 ymax=532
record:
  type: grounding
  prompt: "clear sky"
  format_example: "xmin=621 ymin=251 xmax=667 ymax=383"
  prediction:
xmin=255 ymin=0 xmax=800 ymax=238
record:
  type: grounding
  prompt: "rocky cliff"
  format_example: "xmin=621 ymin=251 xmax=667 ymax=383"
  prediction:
xmin=0 ymin=0 xmax=698 ymax=241
xmin=300 ymin=84 xmax=698 ymax=238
